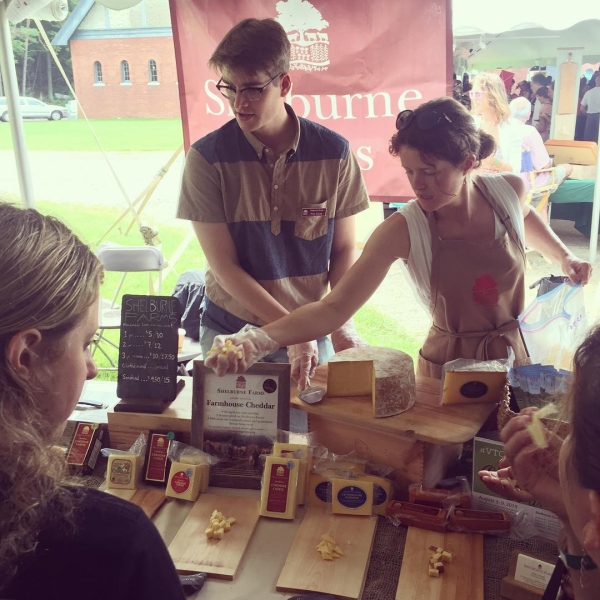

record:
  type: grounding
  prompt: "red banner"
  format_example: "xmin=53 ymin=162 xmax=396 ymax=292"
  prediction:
xmin=170 ymin=0 xmax=453 ymax=199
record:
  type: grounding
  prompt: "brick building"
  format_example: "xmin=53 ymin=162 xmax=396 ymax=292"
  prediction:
xmin=53 ymin=0 xmax=181 ymax=118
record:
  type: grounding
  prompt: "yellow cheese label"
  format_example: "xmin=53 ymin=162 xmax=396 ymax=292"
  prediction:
xmin=358 ymin=474 xmax=392 ymax=515
xmin=331 ymin=478 xmax=373 ymax=516
xmin=442 ymin=371 xmax=507 ymax=405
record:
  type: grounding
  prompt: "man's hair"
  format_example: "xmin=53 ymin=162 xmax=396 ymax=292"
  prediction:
xmin=209 ymin=18 xmax=290 ymax=77
xmin=509 ymin=97 xmax=532 ymax=123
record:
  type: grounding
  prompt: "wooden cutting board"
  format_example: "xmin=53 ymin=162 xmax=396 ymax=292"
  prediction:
xmin=104 ymin=488 xmax=167 ymax=520
xmin=276 ymin=508 xmax=378 ymax=600
xmin=395 ymin=527 xmax=483 ymax=600
xmin=168 ymin=492 xmax=260 ymax=579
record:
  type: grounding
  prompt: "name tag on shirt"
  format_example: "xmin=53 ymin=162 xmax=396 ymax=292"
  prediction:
xmin=301 ymin=208 xmax=327 ymax=217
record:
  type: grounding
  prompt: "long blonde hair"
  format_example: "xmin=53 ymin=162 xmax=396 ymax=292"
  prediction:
xmin=472 ymin=73 xmax=511 ymax=124
xmin=0 ymin=203 xmax=103 ymax=588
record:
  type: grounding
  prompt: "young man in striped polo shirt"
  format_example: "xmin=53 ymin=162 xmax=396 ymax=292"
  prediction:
xmin=177 ymin=18 xmax=370 ymax=390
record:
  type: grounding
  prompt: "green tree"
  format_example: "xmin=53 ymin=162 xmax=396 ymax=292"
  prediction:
xmin=9 ymin=1 xmax=75 ymax=101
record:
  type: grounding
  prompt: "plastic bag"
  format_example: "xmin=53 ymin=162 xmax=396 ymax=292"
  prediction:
xmin=519 ymin=282 xmax=587 ymax=370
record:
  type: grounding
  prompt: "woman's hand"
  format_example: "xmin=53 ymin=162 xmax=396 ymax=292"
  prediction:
xmin=562 ymin=254 xmax=593 ymax=285
xmin=480 ymin=407 xmax=568 ymax=519
xmin=479 ymin=460 xmax=536 ymax=504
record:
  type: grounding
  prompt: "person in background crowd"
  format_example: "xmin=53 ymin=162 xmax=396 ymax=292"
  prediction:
xmin=576 ymin=77 xmax=589 ymax=141
xmin=470 ymin=72 xmax=523 ymax=174
xmin=530 ymin=72 xmax=553 ymax=128
xmin=176 ymin=18 xmax=370 ymax=391
xmin=581 ymin=71 xmax=600 ymax=142
xmin=204 ymin=97 xmax=591 ymax=391
xmin=535 ymin=86 xmax=553 ymax=142
xmin=0 ymin=204 xmax=186 ymax=600
xmin=517 ymin=80 xmax=533 ymax=104
xmin=480 ymin=326 xmax=600 ymax=600
xmin=509 ymin=97 xmax=572 ymax=223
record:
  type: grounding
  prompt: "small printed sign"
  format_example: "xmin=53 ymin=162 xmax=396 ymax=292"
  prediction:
xmin=514 ymin=553 xmax=554 ymax=589
xmin=301 ymin=208 xmax=327 ymax=217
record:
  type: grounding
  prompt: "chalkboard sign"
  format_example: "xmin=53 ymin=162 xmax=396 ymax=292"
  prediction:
xmin=117 ymin=294 xmax=180 ymax=402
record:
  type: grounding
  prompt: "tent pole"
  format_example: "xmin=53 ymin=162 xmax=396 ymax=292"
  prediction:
xmin=0 ymin=2 xmax=35 ymax=208
xmin=590 ymin=146 xmax=599 ymax=263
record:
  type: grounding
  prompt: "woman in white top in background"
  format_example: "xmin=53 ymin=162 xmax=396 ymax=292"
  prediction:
xmin=470 ymin=72 xmax=523 ymax=175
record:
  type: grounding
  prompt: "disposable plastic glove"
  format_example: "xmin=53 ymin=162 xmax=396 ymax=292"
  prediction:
xmin=330 ymin=319 xmax=370 ymax=353
xmin=204 ymin=326 xmax=279 ymax=376
xmin=287 ymin=341 xmax=318 ymax=392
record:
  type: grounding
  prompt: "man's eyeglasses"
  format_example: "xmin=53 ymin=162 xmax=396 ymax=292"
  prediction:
xmin=216 ymin=73 xmax=283 ymax=102
xmin=396 ymin=109 xmax=453 ymax=132
xmin=469 ymin=90 xmax=484 ymax=100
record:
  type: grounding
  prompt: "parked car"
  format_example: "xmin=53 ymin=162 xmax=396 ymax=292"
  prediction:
xmin=0 ymin=96 xmax=66 ymax=122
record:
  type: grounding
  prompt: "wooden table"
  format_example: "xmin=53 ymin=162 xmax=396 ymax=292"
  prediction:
xmin=82 ymin=366 xmax=497 ymax=489
xmin=152 ymin=489 xmax=299 ymax=600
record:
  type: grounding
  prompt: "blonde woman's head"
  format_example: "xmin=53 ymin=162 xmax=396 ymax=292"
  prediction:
xmin=0 ymin=204 xmax=103 ymax=412
xmin=471 ymin=73 xmax=511 ymax=124
xmin=0 ymin=202 xmax=103 ymax=589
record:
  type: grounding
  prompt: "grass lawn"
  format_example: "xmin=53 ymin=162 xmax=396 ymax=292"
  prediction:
xmin=0 ymin=119 xmax=183 ymax=152
xmin=14 ymin=200 xmax=420 ymax=377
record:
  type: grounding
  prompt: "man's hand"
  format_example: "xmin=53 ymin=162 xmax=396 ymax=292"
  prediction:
xmin=204 ymin=327 xmax=279 ymax=376
xmin=287 ymin=342 xmax=318 ymax=391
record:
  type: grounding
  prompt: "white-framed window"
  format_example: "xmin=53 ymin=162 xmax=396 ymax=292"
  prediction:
xmin=94 ymin=61 xmax=103 ymax=83
xmin=148 ymin=59 xmax=158 ymax=83
xmin=121 ymin=60 xmax=131 ymax=84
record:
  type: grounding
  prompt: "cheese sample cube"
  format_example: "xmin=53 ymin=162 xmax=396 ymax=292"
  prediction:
xmin=331 ymin=478 xmax=373 ymax=516
xmin=328 ymin=347 xmax=416 ymax=417
xmin=273 ymin=442 xmax=309 ymax=505
xmin=359 ymin=474 xmax=392 ymax=515
xmin=260 ymin=456 xmax=300 ymax=519
xmin=327 ymin=360 xmax=375 ymax=397
xmin=165 ymin=461 xmax=203 ymax=502
xmin=442 ymin=370 xmax=507 ymax=405
xmin=106 ymin=454 xmax=141 ymax=490
xmin=307 ymin=472 xmax=332 ymax=507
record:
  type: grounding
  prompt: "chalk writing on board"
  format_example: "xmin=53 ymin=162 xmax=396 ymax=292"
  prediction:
xmin=117 ymin=294 xmax=180 ymax=400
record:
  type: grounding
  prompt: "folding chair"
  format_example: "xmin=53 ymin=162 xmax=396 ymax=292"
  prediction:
xmin=524 ymin=167 xmax=561 ymax=265
xmin=525 ymin=166 xmax=561 ymax=217
xmin=92 ymin=243 xmax=166 ymax=370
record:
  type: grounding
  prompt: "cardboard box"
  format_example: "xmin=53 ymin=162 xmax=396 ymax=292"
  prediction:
xmin=544 ymin=139 xmax=598 ymax=166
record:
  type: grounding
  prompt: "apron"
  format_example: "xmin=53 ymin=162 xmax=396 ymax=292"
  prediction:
xmin=417 ymin=176 xmax=529 ymax=381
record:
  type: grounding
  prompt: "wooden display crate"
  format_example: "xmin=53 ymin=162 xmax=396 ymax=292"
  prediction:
xmin=291 ymin=365 xmax=497 ymax=491
xmin=107 ymin=376 xmax=194 ymax=450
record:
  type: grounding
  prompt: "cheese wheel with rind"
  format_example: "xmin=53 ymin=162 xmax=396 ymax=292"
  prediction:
xmin=328 ymin=346 xmax=416 ymax=418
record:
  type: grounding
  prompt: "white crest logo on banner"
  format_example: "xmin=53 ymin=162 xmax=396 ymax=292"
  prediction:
xmin=275 ymin=0 xmax=330 ymax=72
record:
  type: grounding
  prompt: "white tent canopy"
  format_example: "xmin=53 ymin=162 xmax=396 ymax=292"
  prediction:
xmin=1 ymin=0 xmax=599 ymax=257
xmin=452 ymin=0 xmax=600 ymax=261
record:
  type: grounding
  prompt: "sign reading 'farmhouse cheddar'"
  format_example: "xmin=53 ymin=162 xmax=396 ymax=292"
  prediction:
xmin=117 ymin=294 xmax=180 ymax=401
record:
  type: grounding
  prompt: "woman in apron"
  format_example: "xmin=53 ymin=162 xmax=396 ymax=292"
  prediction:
xmin=205 ymin=97 xmax=592 ymax=387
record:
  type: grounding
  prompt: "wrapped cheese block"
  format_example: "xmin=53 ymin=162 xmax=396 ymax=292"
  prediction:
xmin=327 ymin=347 xmax=416 ymax=418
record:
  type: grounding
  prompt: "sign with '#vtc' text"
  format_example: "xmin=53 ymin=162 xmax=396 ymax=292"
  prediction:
xmin=169 ymin=0 xmax=452 ymax=199
xmin=117 ymin=295 xmax=180 ymax=401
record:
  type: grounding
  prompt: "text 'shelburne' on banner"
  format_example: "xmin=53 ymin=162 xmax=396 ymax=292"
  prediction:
xmin=169 ymin=0 xmax=453 ymax=200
